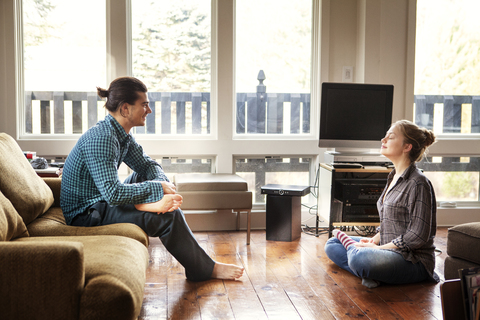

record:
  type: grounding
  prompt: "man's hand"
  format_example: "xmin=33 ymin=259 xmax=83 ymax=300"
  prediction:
xmin=134 ymin=194 xmax=183 ymax=214
xmin=161 ymin=181 xmax=177 ymax=194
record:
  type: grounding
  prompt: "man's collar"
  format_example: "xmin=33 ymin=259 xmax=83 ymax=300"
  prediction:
xmin=106 ymin=114 xmax=131 ymax=143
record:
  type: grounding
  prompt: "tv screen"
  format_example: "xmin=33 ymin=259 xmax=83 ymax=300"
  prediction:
xmin=318 ymin=82 xmax=394 ymax=149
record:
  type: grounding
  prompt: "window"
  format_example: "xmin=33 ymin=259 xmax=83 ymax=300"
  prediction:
xmin=415 ymin=0 xmax=480 ymax=204
xmin=23 ymin=0 xmax=107 ymax=134
xmin=131 ymin=0 xmax=211 ymax=136
xmin=415 ymin=0 xmax=480 ymax=134
xmin=419 ymin=157 xmax=480 ymax=204
xmin=235 ymin=0 xmax=312 ymax=135
xmin=14 ymin=0 xmax=319 ymax=208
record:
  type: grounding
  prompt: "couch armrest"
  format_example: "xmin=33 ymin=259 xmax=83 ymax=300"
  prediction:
xmin=0 ymin=240 xmax=85 ymax=320
xmin=42 ymin=177 xmax=62 ymax=207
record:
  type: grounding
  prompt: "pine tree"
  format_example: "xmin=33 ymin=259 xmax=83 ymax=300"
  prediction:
xmin=132 ymin=0 xmax=211 ymax=92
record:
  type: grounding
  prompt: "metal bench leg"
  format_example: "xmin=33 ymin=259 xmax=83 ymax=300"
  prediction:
xmin=236 ymin=210 xmax=241 ymax=231
xmin=246 ymin=210 xmax=251 ymax=245
xmin=235 ymin=209 xmax=251 ymax=245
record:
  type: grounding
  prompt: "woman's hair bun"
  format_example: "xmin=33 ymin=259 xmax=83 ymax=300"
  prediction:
xmin=422 ymin=128 xmax=436 ymax=148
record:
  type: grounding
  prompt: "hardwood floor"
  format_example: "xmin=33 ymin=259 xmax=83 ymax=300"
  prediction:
xmin=139 ymin=227 xmax=448 ymax=320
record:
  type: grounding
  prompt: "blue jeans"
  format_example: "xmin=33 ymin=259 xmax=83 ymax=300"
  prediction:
xmin=71 ymin=172 xmax=215 ymax=282
xmin=324 ymin=236 xmax=429 ymax=285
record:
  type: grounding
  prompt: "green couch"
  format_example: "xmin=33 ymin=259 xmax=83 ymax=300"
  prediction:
xmin=0 ymin=133 xmax=150 ymax=320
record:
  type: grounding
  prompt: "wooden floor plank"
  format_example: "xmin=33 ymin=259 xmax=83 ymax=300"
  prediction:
xmin=263 ymin=242 xmax=336 ymax=320
xmin=221 ymin=253 xmax=269 ymax=320
xmin=281 ymin=238 xmax=367 ymax=319
xmin=139 ymin=228 xmax=449 ymax=320
xmin=141 ymin=237 xmax=169 ymax=320
xmin=239 ymin=246 xmax=303 ymax=320
xmin=195 ymin=279 xmax=234 ymax=320
xmin=297 ymin=232 xmax=403 ymax=320
xmin=387 ymin=301 xmax=437 ymax=320
xmin=167 ymin=259 xmax=201 ymax=320
xmin=140 ymin=283 xmax=168 ymax=320
xmin=397 ymin=284 xmax=443 ymax=319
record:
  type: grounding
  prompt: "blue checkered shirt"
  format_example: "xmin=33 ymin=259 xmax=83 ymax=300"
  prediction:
xmin=60 ymin=114 xmax=168 ymax=224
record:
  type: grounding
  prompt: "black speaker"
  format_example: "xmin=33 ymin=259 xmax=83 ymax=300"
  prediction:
xmin=266 ymin=195 xmax=301 ymax=241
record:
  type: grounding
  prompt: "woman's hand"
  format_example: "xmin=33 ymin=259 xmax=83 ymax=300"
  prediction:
xmin=355 ymin=233 xmax=380 ymax=248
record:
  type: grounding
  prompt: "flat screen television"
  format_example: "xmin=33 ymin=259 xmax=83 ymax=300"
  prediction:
xmin=318 ymin=82 xmax=394 ymax=150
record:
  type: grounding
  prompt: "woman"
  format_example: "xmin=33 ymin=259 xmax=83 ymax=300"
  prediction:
xmin=324 ymin=120 xmax=439 ymax=288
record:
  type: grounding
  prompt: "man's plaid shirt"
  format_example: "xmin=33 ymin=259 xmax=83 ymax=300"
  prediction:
xmin=60 ymin=114 xmax=168 ymax=224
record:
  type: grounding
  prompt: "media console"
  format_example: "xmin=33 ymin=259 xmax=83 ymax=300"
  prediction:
xmin=317 ymin=163 xmax=392 ymax=237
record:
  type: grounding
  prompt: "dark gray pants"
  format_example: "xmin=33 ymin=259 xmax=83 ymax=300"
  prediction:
xmin=71 ymin=173 xmax=215 ymax=282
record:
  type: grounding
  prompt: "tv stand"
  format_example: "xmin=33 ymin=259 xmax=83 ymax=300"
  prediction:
xmin=317 ymin=163 xmax=392 ymax=237
xmin=324 ymin=150 xmax=391 ymax=167
xmin=330 ymin=163 xmax=364 ymax=169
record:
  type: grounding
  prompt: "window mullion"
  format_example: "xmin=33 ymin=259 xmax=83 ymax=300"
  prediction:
xmin=106 ymin=0 xmax=130 ymax=81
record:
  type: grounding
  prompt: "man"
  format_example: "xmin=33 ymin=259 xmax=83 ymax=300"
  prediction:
xmin=61 ymin=76 xmax=244 ymax=281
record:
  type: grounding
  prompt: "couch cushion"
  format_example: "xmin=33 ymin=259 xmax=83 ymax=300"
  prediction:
xmin=0 ymin=190 xmax=29 ymax=240
xmin=0 ymin=133 xmax=54 ymax=225
xmin=27 ymin=207 xmax=149 ymax=247
xmin=447 ymin=222 xmax=480 ymax=265
xmin=78 ymin=235 xmax=149 ymax=320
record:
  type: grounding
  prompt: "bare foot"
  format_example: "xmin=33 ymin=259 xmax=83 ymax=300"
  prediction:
xmin=211 ymin=262 xmax=244 ymax=280
xmin=134 ymin=194 xmax=183 ymax=214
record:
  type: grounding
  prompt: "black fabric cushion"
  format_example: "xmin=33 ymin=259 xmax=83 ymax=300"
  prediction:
xmin=447 ymin=222 xmax=480 ymax=265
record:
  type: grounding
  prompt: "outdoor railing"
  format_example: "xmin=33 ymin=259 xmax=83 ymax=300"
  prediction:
xmin=414 ymin=95 xmax=480 ymax=133
xmin=24 ymin=71 xmax=311 ymax=135
xmin=23 ymin=69 xmax=480 ymax=136
xmin=24 ymin=90 xmax=310 ymax=135
xmin=26 ymin=92 xmax=480 ymax=136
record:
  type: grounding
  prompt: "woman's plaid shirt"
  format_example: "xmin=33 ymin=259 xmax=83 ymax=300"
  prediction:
xmin=377 ymin=163 xmax=438 ymax=281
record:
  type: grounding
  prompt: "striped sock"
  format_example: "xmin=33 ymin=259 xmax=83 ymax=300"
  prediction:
xmin=332 ymin=229 xmax=357 ymax=249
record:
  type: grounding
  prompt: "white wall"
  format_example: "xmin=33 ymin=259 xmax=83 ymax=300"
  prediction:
xmin=324 ymin=0 xmax=412 ymax=121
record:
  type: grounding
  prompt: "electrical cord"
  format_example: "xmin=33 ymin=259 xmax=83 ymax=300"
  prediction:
xmin=300 ymin=165 xmax=329 ymax=237
xmin=302 ymin=224 xmax=329 ymax=236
